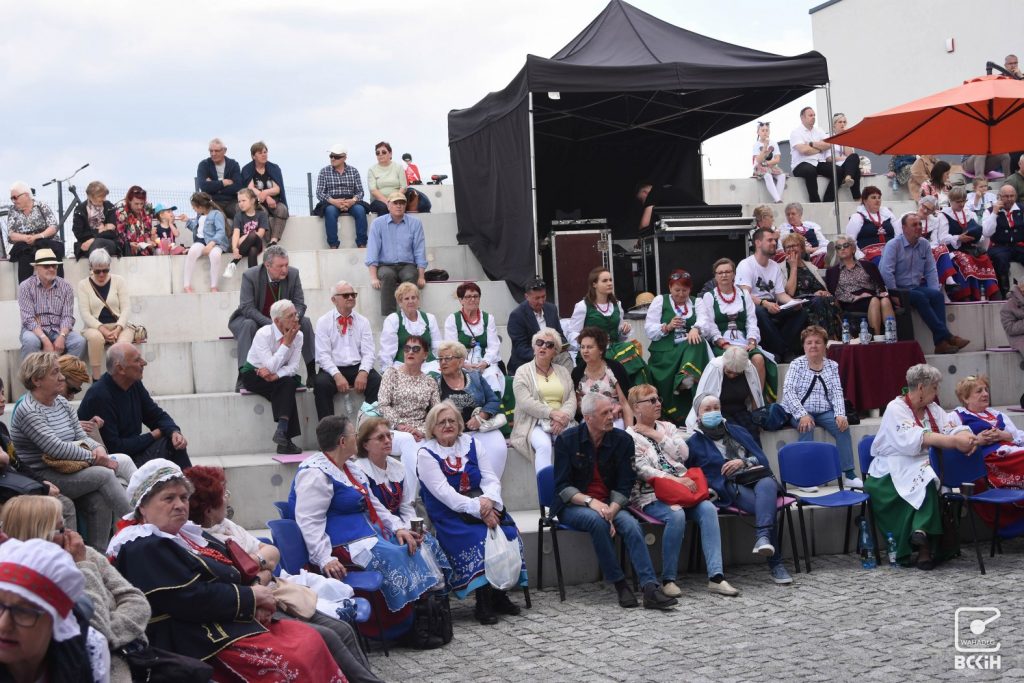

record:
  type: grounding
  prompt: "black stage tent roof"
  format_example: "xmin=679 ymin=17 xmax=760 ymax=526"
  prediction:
xmin=448 ymin=0 xmax=829 ymax=290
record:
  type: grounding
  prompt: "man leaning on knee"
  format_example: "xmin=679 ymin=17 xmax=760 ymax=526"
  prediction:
xmin=552 ymin=393 xmax=678 ymax=610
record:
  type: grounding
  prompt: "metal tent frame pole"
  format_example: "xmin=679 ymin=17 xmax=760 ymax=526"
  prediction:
xmin=528 ymin=92 xmax=541 ymax=277
xmin=824 ymin=82 xmax=841 ymax=237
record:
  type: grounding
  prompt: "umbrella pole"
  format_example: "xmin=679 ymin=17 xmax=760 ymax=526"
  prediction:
xmin=528 ymin=91 xmax=541 ymax=277
xmin=825 ymin=82 xmax=841 ymax=237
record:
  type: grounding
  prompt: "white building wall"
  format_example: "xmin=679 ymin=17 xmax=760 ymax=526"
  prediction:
xmin=811 ymin=0 xmax=1024 ymax=125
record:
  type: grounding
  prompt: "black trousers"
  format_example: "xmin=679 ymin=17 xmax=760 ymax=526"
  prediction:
xmin=233 ymin=231 xmax=263 ymax=267
xmin=836 ymin=154 xmax=861 ymax=200
xmin=754 ymin=304 xmax=808 ymax=360
xmin=12 ymin=239 xmax=65 ymax=282
xmin=792 ymin=161 xmax=837 ymax=203
xmin=135 ymin=435 xmax=192 ymax=469
xmin=313 ymin=367 xmax=382 ymax=421
xmin=241 ymin=371 xmax=300 ymax=437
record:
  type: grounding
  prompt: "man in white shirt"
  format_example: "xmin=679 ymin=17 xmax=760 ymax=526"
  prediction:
xmin=313 ymin=280 xmax=381 ymax=420
xmin=240 ymin=298 xmax=304 ymax=454
xmin=789 ymin=107 xmax=837 ymax=203
xmin=736 ymin=228 xmax=807 ymax=361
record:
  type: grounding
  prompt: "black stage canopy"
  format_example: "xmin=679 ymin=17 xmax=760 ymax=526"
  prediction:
xmin=448 ymin=0 xmax=829 ymax=289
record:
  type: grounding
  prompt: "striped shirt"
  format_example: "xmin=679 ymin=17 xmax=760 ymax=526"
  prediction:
xmin=780 ymin=355 xmax=846 ymax=419
xmin=10 ymin=394 xmax=98 ymax=473
xmin=18 ymin=275 xmax=76 ymax=334
xmin=315 ymin=164 xmax=364 ymax=202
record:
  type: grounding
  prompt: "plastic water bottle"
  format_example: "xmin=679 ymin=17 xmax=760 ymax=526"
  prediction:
xmin=859 ymin=318 xmax=871 ymax=344
xmin=884 ymin=316 xmax=897 ymax=343
xmin=841 ymin=318 xmax=851 ymax=344
xmin=886 ymin=532 xmax=898 ymax=568
xmin=860 ymin=519 xmax=877 ymax=569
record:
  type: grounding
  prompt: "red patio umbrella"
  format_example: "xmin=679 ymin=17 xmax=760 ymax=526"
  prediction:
xmin=825 ymin=75 xmax=1024 ymax=154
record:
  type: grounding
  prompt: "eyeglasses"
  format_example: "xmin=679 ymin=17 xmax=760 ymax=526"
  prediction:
xmin=437 ymin=418 xmax=458 ymax=427
xmin=92 ymin=268 xmax=110 ymax=275
xmin=534 ymin=339 xmax=556 ymax=350
xmin=371 ymin=432 xmax=392 ymax=442
xmin=0 ymin=601 xmax=46 ymax=629
xmin=333 ymin=292 xmax=357 ymax=299
xmin=636 ymin=396 xmax=662 ymax=405
xmin=9 ymin=192 xmax=27 ymax=201
xmin=836 ymin=242 xmax=854 ymax=249
xmin=461 ymin=294 xmax=480 ymax=300
xmin=437 ymin=355 xmax=459 ymax=363
xmin=330 ymin=154 xmax=347 ymax=160
xmin=403 ymin=345 xmax=423 ymax=353
xmin=714 ymin=269 xmax=734 ymax=276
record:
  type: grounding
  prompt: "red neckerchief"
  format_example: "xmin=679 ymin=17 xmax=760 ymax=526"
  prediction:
xmin=337 ymin=314 xmax=353 ymax=335
xmin=904 ymin=395 xmax=939 ymax=432
xmin=342 ymin=464 xmax=385 ymax=533
xmin=949 ymin=208 xmax=968 ymax=229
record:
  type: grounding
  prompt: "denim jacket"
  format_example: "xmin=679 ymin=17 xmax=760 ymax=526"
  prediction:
xmin=186 ymin=210 xmax=230 ymax=251
xmin=551 ymin=424 xmax=635 ymax=518
xmin=464 ymin=370 xmax=501 ymax=415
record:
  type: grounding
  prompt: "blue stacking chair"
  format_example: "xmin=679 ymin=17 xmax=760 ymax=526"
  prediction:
xmin=857 ymin=436 xmax=883 ymax=564
xmin=535 ymin=465 xmax=585 ymax=601
xmin=778 ymin=442 xmax=871 ymax=573
xmin=272 ymin=501 xmax=289 ymax=519
xmin=267 ymin=517 xmax=390 ymax=654
xmin=929 ymin=447 xmax=1024 ymax=574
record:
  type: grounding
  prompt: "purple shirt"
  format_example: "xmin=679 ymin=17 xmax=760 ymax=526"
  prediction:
xmin=18 ymin=275 xmax=75 ymax=334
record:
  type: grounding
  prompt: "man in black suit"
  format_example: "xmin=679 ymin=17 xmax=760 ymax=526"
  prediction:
xmin=196 ymin=137 xmax=242 ymax=219
xmin=506 ymin=277 xmax=570 ymax=375
xmin=228 ymin=244 xmax=316 ymax=390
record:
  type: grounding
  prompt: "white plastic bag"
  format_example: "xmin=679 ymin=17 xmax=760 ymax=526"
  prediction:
xmin=484 ymin=526 xmax=521 ymax=590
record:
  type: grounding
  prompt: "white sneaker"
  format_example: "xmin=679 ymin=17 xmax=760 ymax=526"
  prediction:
xmin=844 ymin=475 xmax=864 ymax=490
xmin=752 ymin=537 xmax=775 ymax=557
xmin=223 ymin=261 xmax=237 ymax=278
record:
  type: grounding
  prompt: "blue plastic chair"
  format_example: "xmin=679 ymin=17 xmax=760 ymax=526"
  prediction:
xmin=929 ymin=447 xmax=1024 ymax=574
xmin=778 ymin=442 xmax=871 ymax=573
xmin=272 ymin=501 xmax=289 ymax=519
xmin=855 ymin=435 xmax=884 ymax=564
xmin=535 ymin=465 xmax=584 ymax=601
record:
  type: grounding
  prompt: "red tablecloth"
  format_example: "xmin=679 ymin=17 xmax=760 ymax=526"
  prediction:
xmin=826 ymin=341 xmax=926 ymax=411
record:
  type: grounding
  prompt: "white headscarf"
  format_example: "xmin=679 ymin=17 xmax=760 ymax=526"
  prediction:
xmin=0 ymin=538 xmax=85 ymax=642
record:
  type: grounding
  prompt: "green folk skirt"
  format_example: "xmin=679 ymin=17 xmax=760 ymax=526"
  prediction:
xmin=864 ymin=474 xmax=956 ymax=565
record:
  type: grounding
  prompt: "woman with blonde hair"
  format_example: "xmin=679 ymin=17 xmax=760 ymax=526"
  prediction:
xmin=1 ymin=495 xmax=151 ymax=683
xmin=77 ymin=248 xmax=134 ymax=380
xmin=379 ymin=281 xmax=442 ymax=375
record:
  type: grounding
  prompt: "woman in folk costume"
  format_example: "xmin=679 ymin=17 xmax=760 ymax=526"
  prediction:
xmin=866 ymin=365 xmax=978 ymax=569
xmin=845 ymin=185 xmax=897 ymax=264
xmin=643 ymin=269 xmax=712 ymax=424
xmin=568 ymin=267 xmax=649 ymax=385
xmin=939 ymin=187 xmax=1001 ymax=301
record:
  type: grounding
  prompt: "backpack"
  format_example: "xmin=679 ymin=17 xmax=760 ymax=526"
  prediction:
xmin=407 ymin=592 xmax=453 ymax=649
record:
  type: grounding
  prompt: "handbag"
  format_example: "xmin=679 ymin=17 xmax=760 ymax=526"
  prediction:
xmin=42 ymin=441 xmax=92 ymax=474
xmin=732 ymin=464 xmax=773 ymax=486
xmin=224 ymin=538 xmax=260 ymax=585
xmin=357 ymin=401 xmax=381 ymax=427
xmin=484 ymin=527 xmax=522 ymax=590
xmin=651 ymin=468 xmax=709 ymax=508
xmin=750 ymin=403 xmax=791 ymax=432
xmin=272 ymin=578 xmax=318 ymax=619
xmin=471 ymin=407 xmax=507 ymax=433
xmin=119 ymin=639 xmax=214 ymax=683
xmin=127 ymin=323 xmax=148 ymax=344
xmin=0 ymin=470 xmax=48 ymax=503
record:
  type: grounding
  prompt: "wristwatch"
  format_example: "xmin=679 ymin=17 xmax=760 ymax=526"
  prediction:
xmin=583 ymin=496 xmax=593 ymax=507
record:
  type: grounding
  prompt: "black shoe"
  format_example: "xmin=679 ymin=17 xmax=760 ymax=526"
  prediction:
xmin=491 ymin=590 xmax=521 ymax=616
xmin=474 ymin=587 xmax=498 ymax=625
xmin=910 ymin=530 xmax=927 ymax=549
xmin=276 ymin=440 xmax=302 ymax=455
xmin=642 ymin=584 xmax=678 ymax=611
xmin=235 ymin=373 xmax=243 ymax=393
xmin=616 ymin=583 xmax=638 ymax=608
xmin=272 ymin=429 xmax=290 ymax=447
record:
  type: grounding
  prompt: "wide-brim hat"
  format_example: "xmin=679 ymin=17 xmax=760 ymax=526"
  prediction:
xmin=31 ymin=248 xmax=60 ymax=266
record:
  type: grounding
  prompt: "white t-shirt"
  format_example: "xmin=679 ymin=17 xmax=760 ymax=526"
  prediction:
xmin=751 ymin=140 xmax=779 ymax=170
xmin=789 ymin=125 xmax=826 ymax=168
xmin=736 ymin=255 xmax=785 ymax=301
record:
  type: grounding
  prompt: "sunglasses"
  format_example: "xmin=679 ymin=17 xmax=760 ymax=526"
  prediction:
xmin=330 ymin=154 xmax=347 ymax=160
xmin=9 ymin=192 xmax=27 ymax=201
xmin=836 ymin=242 xmax=854 ymax=249
xmin=669 ymin=271 xmax=691 ymax=281
xmin=437 ymin=355 xmax=460 ymax=363
xmin=403 ymin=345 xmax=423 ymax=353
xmin=534 ymin=339 xmax=556 ymax=350
xmin=38 ymin=264 xmax=58 ymax=270
xmin=375 ymin=149 xmax=389 ymax=155
xmin=333 ymin=292 xmax=357 ymax=299
xmin=92 ymin=268 xmax=110 ymax=275
xmin=636 ymin=396 xmax=662 ymax=405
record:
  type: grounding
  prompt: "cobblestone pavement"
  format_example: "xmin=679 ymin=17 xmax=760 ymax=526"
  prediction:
xmin=368 ymin=540 xmax=1023 ymax=682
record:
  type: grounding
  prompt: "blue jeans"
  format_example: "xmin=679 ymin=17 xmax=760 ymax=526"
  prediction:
xmin=324 ymin=202 xmax=368 ymax=247
xmin=729 ymin=477 xmax=782 ymax=567
xmin=792 ymin=410 xmax=855 ymax=474
xmin=903 ymin=286 xmax=950 ymax=345
xmin=558 ymin=505 xmax=657 ymax=588
xmin=642 ymin=500 xmax=724 ymax=580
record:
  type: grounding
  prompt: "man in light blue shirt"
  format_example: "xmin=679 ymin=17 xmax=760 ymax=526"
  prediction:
xmin=365 ymin=191 xmax=427 ymax=315
xmin=878 ymin=212 xmax=969 ymax=354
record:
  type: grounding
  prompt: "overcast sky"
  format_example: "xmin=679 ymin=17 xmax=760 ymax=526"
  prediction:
xmin=2 ymin=0 xmax=819 ymax=213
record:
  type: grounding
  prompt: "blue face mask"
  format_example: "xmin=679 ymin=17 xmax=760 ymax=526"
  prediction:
xmin=701 ymin=411 xmax=723 ymax=428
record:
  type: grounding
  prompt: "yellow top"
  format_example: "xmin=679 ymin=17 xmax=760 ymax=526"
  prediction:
xmin=537 ymin=372 xmax=564 ymax=410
